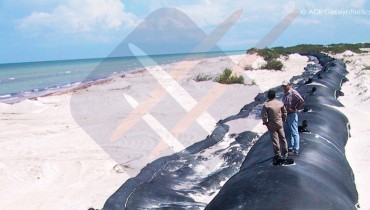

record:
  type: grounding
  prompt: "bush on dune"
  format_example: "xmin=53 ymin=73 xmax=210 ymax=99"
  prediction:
xmin=246 ymin=48 xmax=285 ymax=70
xmin=249 ymin=48 xmax=280 ymax=61
xmin=263 ymin=60 xmax=284 ymax=70
xmin=216 ymin=68 xmax=244 ymax=84
xmin=194 ymin=73 xmax=213 ymax=82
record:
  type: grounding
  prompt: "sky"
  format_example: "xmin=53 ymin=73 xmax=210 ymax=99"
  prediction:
xmin=0 ymin=0 xmax=369 ymax=64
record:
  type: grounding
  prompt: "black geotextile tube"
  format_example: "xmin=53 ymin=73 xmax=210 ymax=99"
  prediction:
xmin=103 ymin=123 xmax=230 ymax=210
xmin=205 ymin=53 xmax=358 ymax=210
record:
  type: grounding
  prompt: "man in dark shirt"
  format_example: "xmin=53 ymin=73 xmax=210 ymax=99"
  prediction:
xmin=282 ymin=82 xmax=304 ymax=155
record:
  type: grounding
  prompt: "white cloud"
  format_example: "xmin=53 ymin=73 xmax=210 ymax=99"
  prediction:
xmin=19 ymin=0 xmax=138 ymax=34
xmin=174 ymin=0 xmax=233 ymax=27
xmin=171 ymin=0 xmax=303 ymax=27
xmin=151 ymin=0 xmax=267 ymax=26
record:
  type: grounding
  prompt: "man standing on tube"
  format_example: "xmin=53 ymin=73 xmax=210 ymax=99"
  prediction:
xmin=282 ymin=82 xmax=304 ymax=156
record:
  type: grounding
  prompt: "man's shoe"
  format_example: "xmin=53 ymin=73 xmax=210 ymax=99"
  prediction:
xmin=272 ymin=155 xmax=282 ymax=165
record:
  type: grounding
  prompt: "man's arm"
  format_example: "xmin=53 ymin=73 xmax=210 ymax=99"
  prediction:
xmin=261 ymin=105 xmax=268 ymax=125
xmin=281 ymin=104 xmax=287 ymax=122
xmin=296 ymin=100 xmax=304 ymax=110
xmin=294 ymin=90 xmax=304 ymax=110
xmin=296 ymin=93 xmax=304 ymax=110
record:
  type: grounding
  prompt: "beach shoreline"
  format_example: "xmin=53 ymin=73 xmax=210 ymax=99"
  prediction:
xmin=0 ymin=51 xmax=246 ymax=105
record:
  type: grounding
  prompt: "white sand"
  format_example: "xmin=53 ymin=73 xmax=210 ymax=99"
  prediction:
xmin=0 ymin=52 xmax=336 ymax=210
xmin=0 ymin=94 xmax=129 ymax=210
xmin=239 ymin=53 xmax=308 ymax=91
xmin=333 ymin=51 xmax=370 ymax=210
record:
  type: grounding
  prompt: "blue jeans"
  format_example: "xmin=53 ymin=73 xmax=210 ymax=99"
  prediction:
xmin=284 ymin=113 xmax=300 ymax=152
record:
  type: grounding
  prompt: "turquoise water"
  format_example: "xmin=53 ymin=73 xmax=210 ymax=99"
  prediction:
xmin=0 ymin=50 xmax=245 ymax=102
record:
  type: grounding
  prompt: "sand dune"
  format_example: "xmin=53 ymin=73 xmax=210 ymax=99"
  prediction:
xmin=334 ymin=50 xmax=370 ymax=210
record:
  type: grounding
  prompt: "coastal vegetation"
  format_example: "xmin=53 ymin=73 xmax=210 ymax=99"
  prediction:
xmin=247 ymin=43 xmax=370 ymax=58
xmin=194 ymin=68 xmax=244 ymax=84
xmin=194 ymin=73 xmax=213 ymax=82
xmin=216 ymin=68 xmax=244 ymax=84
xmin=247 ymin=47 xmax=284 ymax=70
xmin=247 ymin=43 xmax=370 ymax=71
xmin=263 ymin=60 xmax=284 ymax=70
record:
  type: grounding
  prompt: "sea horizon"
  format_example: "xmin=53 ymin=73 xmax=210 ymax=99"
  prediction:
xmin=0 ymin=50 xmax=246 ymax=103
xmin=0 ymin=49 xmax=247 ymax=66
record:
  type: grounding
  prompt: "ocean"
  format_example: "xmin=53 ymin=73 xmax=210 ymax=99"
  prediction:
xmin=0 ymin=50 xmax=245 ymax=103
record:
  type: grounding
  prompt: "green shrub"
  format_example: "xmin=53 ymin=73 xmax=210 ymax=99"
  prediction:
xmin=364 ymin=65 xmax=370 ymax=70
xmin=216 ymin=68 xmax=244 ymax=84
xmin=263 ymin=60 xmax=284 ymax=70
xmin=246 ymin=48 xmax=258 ymax=54
xmin=194 ymin=73 xmax=213 ymax=82
xmin=258 ymin=48 xmax=279 ymax=61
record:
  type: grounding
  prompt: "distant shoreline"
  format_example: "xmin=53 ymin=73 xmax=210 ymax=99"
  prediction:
xmin=0 ymin=51 xmax=246 ymax=104
xmin=0 ymin=49 xmax=247 ymax=66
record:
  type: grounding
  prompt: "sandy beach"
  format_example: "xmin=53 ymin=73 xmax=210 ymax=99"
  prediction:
xmin=333 ymin=50 xmax=370 ymax=210
xmin=0 ymin=51 xmax=369 ymax=210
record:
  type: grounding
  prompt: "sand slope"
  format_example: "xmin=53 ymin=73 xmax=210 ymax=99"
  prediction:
xmin=334 ymin=51 xmax=370 ymax=210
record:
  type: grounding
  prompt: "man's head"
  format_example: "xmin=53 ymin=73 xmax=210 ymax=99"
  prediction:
xmin=267 ymin=89 xmax=276 ymax=100
xmin=282 ymin=81 xmax=291 ymax=92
